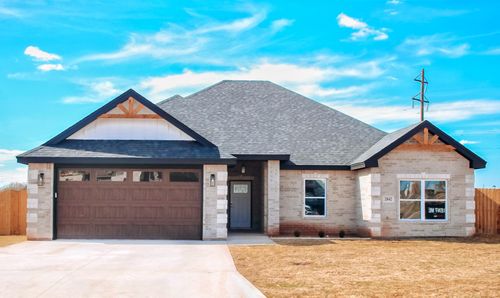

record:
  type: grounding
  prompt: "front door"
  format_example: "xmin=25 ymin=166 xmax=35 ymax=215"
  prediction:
xmin=230 ymin=181 xmax=251 ymax=229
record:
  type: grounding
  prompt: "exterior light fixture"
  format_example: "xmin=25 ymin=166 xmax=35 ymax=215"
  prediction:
xmin=209 ymin=174 xmax=216 ymax=187
xmin=37 ymin=173 xmax=45 ymax=186
xmin=241 ymin=165 xmax=246 ymax=174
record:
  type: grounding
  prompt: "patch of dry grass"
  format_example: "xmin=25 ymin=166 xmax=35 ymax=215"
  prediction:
xmin=230 ymin=236 xmax=500 ymax=297
xmin=0 ymin=236 xmax=26 ymax=247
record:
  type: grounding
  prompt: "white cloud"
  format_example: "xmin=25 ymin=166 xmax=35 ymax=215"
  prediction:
xmin=194 ymin=10 xmax=266 ymax=34
xmin=24 ymin=46 xmax=61 ymax=61
xmin=387 ymin=0 xmax=401 ymax=4
xmin=0 ymin=149 xmax=26 ymax=186
xmin=294 ymin=84 xmax=376 ymax=98
xmin=90 ymin=81 xmax=120 ymax=97
xmin=63 ymin=80 xmax=120 ymax=103
xmin=79 ymin=8 xmax=270 ymax=63
xmin=0 ymin=5 xmax=22 ymax=18
xmin=337 ymin=13 xmax=389 ymax=41
xmin=482 ymin=47 xmax=500 ymax=55
xmin=459 ymin=140 xmax=479 ymax=145
xmin=271 ymin=18 xmax=294 ymax=32
xmin=0 ymin=149 xmax=24 ymax=164
xmin=140 ymin=58 xmax=389 ymax=99
xmin=399 ymin=35 xmax=470 ymax=58
xmin=0 ymin=168 xmax=27 ymax=186
xmin=337 ymin=13 xmax=367 ymax=30
xmin=329 ymin=99 xmax=500 ymax=124
xmin=37 ymin=63 xmax=65 ymax=71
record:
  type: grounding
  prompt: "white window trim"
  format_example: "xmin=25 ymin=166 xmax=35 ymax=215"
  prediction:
xmin=303 ymin=178 xmax=327 ymax=218
xmin=398 ymin=179 xmax=448 ymax=222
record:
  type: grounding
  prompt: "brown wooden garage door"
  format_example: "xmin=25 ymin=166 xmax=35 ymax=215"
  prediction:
xmin=56 ymin=168 xmax=202 ymax=239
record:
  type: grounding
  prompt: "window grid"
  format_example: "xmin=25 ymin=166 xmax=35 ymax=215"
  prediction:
xmin=399 ymin=179 xmax=447 ymax=222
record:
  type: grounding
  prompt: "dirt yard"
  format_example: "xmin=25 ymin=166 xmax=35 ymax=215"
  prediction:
xmin=230 ymin=236 xmax=500 ymax=297
xmin=0 ymin=236 xmax=26 ymax=247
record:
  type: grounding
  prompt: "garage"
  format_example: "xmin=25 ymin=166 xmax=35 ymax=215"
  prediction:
xmin=56 ymin=167 xmax=202 ymax=240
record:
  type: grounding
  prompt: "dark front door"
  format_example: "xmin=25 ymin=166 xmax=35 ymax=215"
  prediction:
xmin=56 ymin=168 xmax=202 ymax=239
xmin=230 ymin=181 xmax=251 ymax=229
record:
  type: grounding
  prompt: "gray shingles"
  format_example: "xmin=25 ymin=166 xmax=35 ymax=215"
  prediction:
xmin=160 ymin=80 xmax=387 ymax=166
xmin=350 ymin=121 xmax=422 ymax=166
xmin=18 ymin=140 xmax=232 ymax=160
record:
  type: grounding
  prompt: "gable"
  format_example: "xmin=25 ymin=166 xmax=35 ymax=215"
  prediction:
xmin=68 ymin=97 xmax=194 ymax=141
xmin=393 ymin=128 xmax=455 ymax=152
xmin=351 ymin=121 xmax=486 ymax=170
xmin=44 ymin=89 xmax=214 ymax=146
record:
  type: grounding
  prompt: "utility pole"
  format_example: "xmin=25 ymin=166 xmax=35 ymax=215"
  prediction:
xmin=412 ymin=68 xmax=429 ymax=121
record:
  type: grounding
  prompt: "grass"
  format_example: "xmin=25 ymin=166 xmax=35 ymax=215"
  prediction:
xmin=230 ymin=236 xmax=500 ymax=297
xmin=0 ymin=235 xmax=26 ymax=247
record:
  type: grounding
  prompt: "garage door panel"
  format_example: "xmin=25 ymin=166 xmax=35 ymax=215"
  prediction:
xmin=95 ymin=206 xmax=128 ymax=219
xmin=57 ymin=224 xmax=94 ymax=238
xmin=58 ymin=205 xmax=92 ymax=219
xmin=57 ymin=168 xmax=202 ymax=239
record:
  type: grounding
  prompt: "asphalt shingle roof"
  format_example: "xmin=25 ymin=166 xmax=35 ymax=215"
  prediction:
xmin=160 ymin=80 xmax=387 ymax=166
xmin=17 ymin=140 xmax=233 ymax=163
xmin=350 ymin=121 xmax=422 ymax=166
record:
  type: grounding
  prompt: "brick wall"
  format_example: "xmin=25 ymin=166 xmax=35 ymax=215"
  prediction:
xmin=279 ymin=170 xmax=358 ymax=236
xmin=202 ymin=164 xmax=228 ymax=240
xmin=376 ymin=148 xmax=475 ymax=237
xmin=26 ymin=163 xmax=54 ymax=240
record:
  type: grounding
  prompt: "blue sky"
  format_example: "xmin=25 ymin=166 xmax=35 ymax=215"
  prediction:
xmin=0 ymin=0 xmax=498 ymax=186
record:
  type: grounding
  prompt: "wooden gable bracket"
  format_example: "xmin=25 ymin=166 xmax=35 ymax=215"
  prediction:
xmin=401 ymin=128 xmax=456 ymax=152
xmin=98 ymin=97 xmax=161 ymax=119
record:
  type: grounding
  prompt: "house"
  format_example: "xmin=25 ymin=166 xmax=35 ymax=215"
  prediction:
xmin=17 ymin=80 xmax=486 ymax=240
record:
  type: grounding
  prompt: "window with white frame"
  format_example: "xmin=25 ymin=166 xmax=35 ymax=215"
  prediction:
xmin=304 ymin=179 xmax=326 ymax=217
xmin=399 ymin=180 xmax=447 ymax=221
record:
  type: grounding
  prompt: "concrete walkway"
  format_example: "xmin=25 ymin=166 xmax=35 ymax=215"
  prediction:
xmin=0 ymin=240 xmax=264 ymax=298
xmin=227 ymin=233 xmax=275 ymax=245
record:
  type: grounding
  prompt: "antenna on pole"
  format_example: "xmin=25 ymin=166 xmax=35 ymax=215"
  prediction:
xmin=412 ymin=68 xmax=429 ymax=121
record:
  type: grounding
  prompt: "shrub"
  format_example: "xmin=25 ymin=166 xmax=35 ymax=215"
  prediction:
xmin=339 ymin=230 xmax=345 ymax=238
xmin=318 ymin=230 xmax=325 ymax=238
xmin=293 ymin=230 xmax=301 ymax=237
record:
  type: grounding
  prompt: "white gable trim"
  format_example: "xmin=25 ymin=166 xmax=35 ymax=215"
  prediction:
xmin=68 ymin=105 xmax=194 ymax=141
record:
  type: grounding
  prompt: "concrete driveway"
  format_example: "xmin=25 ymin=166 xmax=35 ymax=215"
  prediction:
xmin=0 ymin=240 xmax=264 ymax=298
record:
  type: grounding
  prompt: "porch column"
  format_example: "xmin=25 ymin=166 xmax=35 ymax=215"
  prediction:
xmin=202 ymin=164 xmax=228 ymax=240
xmin=263 ymin=160 xmax=280 ymax=236
xmin=26 ymin=163 xmax=54 ymax=240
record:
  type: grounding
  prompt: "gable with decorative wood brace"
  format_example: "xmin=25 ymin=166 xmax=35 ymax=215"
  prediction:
xmin=68 ymin=96 xmax=194 ymax=141
xmin=98 ymin=97 xmax=162 ymax=119
xmin=395 ymin=128 xmax=456 ymax=152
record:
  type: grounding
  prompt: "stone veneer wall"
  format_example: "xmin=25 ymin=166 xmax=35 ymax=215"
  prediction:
xmin=202 ymin=164 xmax=228 ymax=240
xmin=26 ymin=163 xmax=54 ymax=240
xmin=279 ymin=170 xmax=358 ymax=236
xmin=355 ymin=168 xmax=382 ymax=237
xmin=376 ymin=149 xmax=475 ymax=237
xmin=263 ymin=160 xmax=280 ymax=235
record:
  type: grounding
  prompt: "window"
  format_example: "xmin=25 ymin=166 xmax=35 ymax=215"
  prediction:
xmin=425 ymin=181 xmax=446 ymax=220
xmin=96 ymin=170 xmax=127 ymax=182
xmin=170 ymin=172 xmax=199 ymax=182
xmin=304 ymin=179 xmax=326 ymax=217
xmin=399 ymin=181 xmax=421 ymax=220
xmin=59 ymin=170 xmax=90 ymax=182
xmin=133 ymin=171 xmax=162 ymax=182
xmin=399 ymin=180 xmax=447 ymax=221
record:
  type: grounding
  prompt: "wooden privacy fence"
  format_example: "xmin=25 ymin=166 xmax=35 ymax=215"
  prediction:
xmin=0 ymin=189 xmax=27 ymax=235
xmin=475 ymin=188 xmax=500 ymax=235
